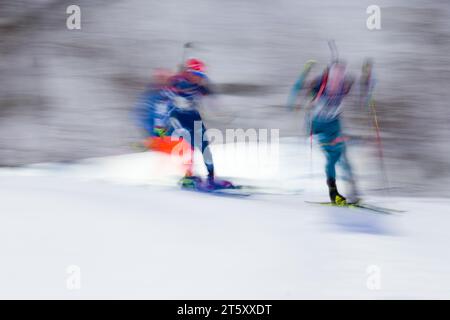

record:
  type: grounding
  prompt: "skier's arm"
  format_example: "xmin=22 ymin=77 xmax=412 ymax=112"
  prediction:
xmin=194 ymin=75 xmax=214 ymax=96
xmin=133 ymin=91 xmax=156 ymax=136
xmin=307 ymin=76 xmax=322 ymax=98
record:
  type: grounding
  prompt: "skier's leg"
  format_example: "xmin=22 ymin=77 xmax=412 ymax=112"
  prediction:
xmin=312 ymin=118 xmax=344 ymax=203
xmin=191 ymin=118 xmax=214 ymax=180
xmin=197 ymin=121 xmax=237 ymax=189
xmin=338 ymin=146 xmax=360 ymax=203
xmin=324 ymin=145 xmax=346 ymax=204
xmin=201 ymin=141 xmax=215 ymax=181
xmin=177 ymin=114 xmax=216 ymax=187
xmin=173 ymin=129 xmax=198 ymax=188
xmin=324 ymin=147 xmax=338 ymax=181
xmin=168 ymin=110 xmax=199 ymax=187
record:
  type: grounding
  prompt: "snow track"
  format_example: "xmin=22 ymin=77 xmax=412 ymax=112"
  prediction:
xmin=1 ymin=142 xmax=449 ymax=299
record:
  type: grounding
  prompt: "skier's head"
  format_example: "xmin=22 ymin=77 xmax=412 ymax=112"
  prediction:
xmin=185 ymin=58 xmax=206 ymax=73
xmin=184 ymin=58 xmax=207 ymax=84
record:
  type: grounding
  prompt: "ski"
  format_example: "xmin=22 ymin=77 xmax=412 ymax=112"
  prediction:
xmin=180 ymin=183 xmax=304 ymax=198
xmin=236 ymin=185 xmax=303 ymax=196
xmin=353 ymin=202 xmax=405 ymax=214
xmin=181 ymin=184 xmax=251 ymax=198
xmin=305 ymin=201 xmax=405 ymax=215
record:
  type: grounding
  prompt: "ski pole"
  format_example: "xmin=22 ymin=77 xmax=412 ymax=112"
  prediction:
xmin=328 ymin=39 xmax=339 ymax=63
xmin=370 ymin=98 xmax=391 ymax=195
xmin=179 ymin=42 xmax=194 ymax=71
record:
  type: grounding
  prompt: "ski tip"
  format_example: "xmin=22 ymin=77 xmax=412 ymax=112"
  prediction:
xmin=305 ymin=200 xmax=403 ymax=215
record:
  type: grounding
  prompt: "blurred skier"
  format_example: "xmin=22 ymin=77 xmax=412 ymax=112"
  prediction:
xmin=167 ymin=58 xmax=218 ymax=188
xmin=135 ymin=59 xmax=232 ymax=190
xmin=306 ymin=61 xmax=360 ymax=204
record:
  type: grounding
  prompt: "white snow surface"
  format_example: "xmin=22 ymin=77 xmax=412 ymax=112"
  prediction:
xmin=0 ymin=140 xmax=449 ymax=299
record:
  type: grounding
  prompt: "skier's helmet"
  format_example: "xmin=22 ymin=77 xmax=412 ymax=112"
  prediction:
xmin=185 ymin=58 xmax=206 ymax=72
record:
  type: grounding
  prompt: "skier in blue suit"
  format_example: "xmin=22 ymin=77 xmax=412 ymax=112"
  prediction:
xmin=167 ymin=59 xmax=216 ymax=185
xmin=134 ymin=68 xmax=175 ymax=139
xmin=135 ymin=59 xmax=232 ymax=190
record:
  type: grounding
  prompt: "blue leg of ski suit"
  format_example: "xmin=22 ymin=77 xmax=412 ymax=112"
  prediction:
xmin=169 ymin=108 xmax=214 ymax=176
xmin=311 ymin=118 xmax=354 ymax=182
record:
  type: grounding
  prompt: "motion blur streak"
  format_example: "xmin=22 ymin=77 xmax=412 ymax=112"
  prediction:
xmin=1 ymin=0 xmax=450 ymax=300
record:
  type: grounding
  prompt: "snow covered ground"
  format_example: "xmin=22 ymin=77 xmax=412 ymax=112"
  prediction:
xmin=1 ymin=141 xmax=449 ymax=299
